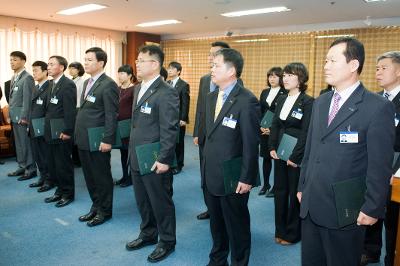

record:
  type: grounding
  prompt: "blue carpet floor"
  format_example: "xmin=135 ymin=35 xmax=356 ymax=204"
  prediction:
xmin=0 ymin=136 xmax=380 ymax=265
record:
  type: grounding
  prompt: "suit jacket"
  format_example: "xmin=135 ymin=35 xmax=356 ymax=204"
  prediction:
xmin=29 ymin=80 xmax=49 ymax=135
xmin=174 ymin=78 xmax=190 ymax=123
xmin=129 ymin=77 xmax=179 ymax=171
xmin=4 ymin=80 xmax=11 ymax=103
xmin=9 ymin=70 xmax=35 ymax=121
xmin=44 ymin=75 xmax=77 ymax=144
xmin=269 ymin=92 xmax=314 ymax=165
xmin=298 ymin=84 xmax=395 ymax=229
xmin=378 ymin=90 xmax=400 ymax=152
xmin=202 ymin=82 xmax=261 ymax=196
xmin=259 ymin=87 xmax=287 ymax=157
xmin=75 ymin=73 xmax=119 ymax=150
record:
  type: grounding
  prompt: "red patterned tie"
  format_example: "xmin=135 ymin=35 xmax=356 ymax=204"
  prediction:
xmin=328 ymin=93 xmax=341 ymax=126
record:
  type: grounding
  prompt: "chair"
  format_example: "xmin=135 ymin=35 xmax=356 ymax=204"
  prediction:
xmin=0 ymin=105 xmax=15 ymax=157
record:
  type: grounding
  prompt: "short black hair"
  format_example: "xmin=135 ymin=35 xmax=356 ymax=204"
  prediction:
xmin=211 ymin=41 xmax=230 ymax=49
xmin=138 ymin=45 xmax=164 ymax=67
xmin=168 ymin=61 xmax=182 ymax=75
xmin=283 ymin=62 xmax=309 ymax=92
xmin=49 ymin=55 xmax=68 ymax=71
xmin=32 ymin=61 xmax=48 ymax=73
xmin=267 ymin=67 xmax=284 ymax=88
xmin=330 ymin=37 xmax=365 ymax=75
xmin=68 ymin=62 xmax=85 ymax=76
xmin=215 ymin=48 xmax=244 ymax=78
xmin=10 ymin=51 xmax=26 ymax=61
xmin=377 ymin=51 xmax=400 ymax=65
xmin=160 ymin=66 xmax=168 ymax=80
xmin=85 ymin=47 xmax=108 ymax=68
xmin=118 ymin=64 xmax=137 ymax=82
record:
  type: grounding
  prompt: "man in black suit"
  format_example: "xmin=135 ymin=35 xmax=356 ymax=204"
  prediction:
xmin=361 ymin=51 xmax=400 ymax=266
xmin=28 ymin=61 xmax=51 ymax=191
xmin=43 ymin=56 xmax=77 ymax=208
xmin=125 ymin=45 xmax=179 ymax=263
xmin=75 ymin=47 xmax=119 ymax=227
xmin=167 ymin=61 xmax=190 ymax=175
xmin=193 ymin=41 xmax=231 ymax=220
xmin=203 ymin=48 xmax=260 ymax=265
xmin=298 ymin=37 xmax=395 ymax=265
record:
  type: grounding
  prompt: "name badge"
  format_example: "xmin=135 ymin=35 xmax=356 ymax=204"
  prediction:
xmin=395 ymin=113 xmax=399 ymax=127
xmin=140 ymin=102 xmax=152 ymax=114
xmin=87 ymin=95 xmax=96 ymax=103
xmin=36 ymin=97 xmax=43 ymax=105
xmin=50 ymin=97 xmax=58 ymax=105
xmin=222 ymin=114 xmax=237 ymax=129
xmin=339 ymin=131 xmax=358 ymax=143
xmin=291 ymin=108 xmax=303 ymax=120
xmin=13 ymin=86 xmax=19 ymax=92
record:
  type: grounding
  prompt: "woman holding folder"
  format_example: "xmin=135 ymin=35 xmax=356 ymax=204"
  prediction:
xmin=114 ymin=65 xmax=137 ymax=187
xmin=269 ymin=62 xmax=314 ymax=245
xmin=259 ymin=67 xmax=286 ymax=197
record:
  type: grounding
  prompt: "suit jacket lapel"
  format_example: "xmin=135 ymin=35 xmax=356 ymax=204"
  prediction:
xmin=80 ymin=74 xmax=106 ymax=108
xmin=134 ymin=77 xmax=162 ymax=111
xmin=206 ymin=91 xmax=218 ymax=137
xmin=391 ymin=91 xmax=400 ymax=109
xmin=32 ymin=81 xmax=49 ymax=100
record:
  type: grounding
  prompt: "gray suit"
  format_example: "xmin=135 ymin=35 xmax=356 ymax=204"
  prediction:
xmin=9 ymin=70 xmax=36 ymax=174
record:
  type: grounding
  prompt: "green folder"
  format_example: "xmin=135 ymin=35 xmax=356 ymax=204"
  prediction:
xmin=118 ymin=119 xmax=131 ymax=139
xmin=31 ymin=117 xmax=45 ymax=137
xmin=50 ymin=118 xmax=65 ymax=139
xmin=260 ymin=111 xmax=274 ymax=128
xmin=87 ymin=126 xmax=122 ymax=152
xmin=332 ymin=176 xmax=366 ymax=228
xmin=277 ymin=133 xmax=298 ymax=161
xmin=135 ymin=142 xmax=177 ymax=175
xmin=9 ymin=106 xmax=22 ymax=123
xmin=223 ymin=157 xmax=242 ymax=195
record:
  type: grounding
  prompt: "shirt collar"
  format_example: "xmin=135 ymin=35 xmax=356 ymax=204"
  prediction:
xmin=141 ymin=75 xmax=160 ymax=90
xmin=90 ymin=71 xmax=104 ymax=83
xmin=220 ymin=80 xmax=237 ymax=100
xmin=171 ymin=76 xmax=179 ymax=86
xmin=53 ymin=74 xmax=64 ymax=84
xmin=384 ymin=84 xmax=400 ymax=100
xmin=333 ymin=81 xmax=360 ymax=101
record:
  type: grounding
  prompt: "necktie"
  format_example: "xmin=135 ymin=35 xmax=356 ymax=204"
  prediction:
xmin=51 ymin=81 xmax=57 ymax=94
xmin=384 ymin=92 xmax=390 ymax=100
xmin=137 ymin=84 xmax=147 ymax=103
xmin=167 ymin=80 xmax=173 ymax=86
xmin=84 ymin=78 xmax=94 ymax=98
xmin=214 ymin=90 xmax=225 ymax=121
xmin=328 ymin=93 xmax=341 ymax=126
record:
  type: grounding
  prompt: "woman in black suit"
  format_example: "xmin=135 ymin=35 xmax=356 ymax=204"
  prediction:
xmin=259 ymin=67 xmax=286 ymax=197
xmin=269 ymin=62 xmax=314 ymax=245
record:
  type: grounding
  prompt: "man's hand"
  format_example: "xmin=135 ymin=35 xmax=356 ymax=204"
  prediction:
xmin=236 ymin=182 xmax=252 ymax=194
xmin=18 ymin=118 xmax=28 ymax=125
xmin=59 ymin=133 xmax=71 ymax=141
xmin=151 ymin=161 xmax=170 ymax=174
xmin=287 ymin=160 xmax=298 ymax=168
xmin=193 ymin=137 xmax=199 ymax=146
xmin=99 ymin=142 xmax=112 ymax=152
xmin=260 ymin=127 xmax=270 ymax=135
xmin=297 ymin=192 xmax=302 ymax=203
xmin=270 ymin=150 xmax=279 ymax=160
xmin=179 ymin=120 xmax=187 ymax=127
xmin=357 ymin=211 xmax=378 ymax=226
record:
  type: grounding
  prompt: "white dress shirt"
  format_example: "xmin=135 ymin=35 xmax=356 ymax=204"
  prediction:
xmin=280 ymin=92 xmax=301 ymax=120
xmin=137 ymin=75 xmax=160 ymax=103
xmin=266 ymin=87 xmax=281 ymax=106
xmin=329 ymin=81 xmax=360 ymax=114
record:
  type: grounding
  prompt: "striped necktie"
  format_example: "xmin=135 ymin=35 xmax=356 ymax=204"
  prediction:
xmin=328 ymin=93 xmax=341 ymax=126
xmin=214 ymin=90 xmax=225 ymax=121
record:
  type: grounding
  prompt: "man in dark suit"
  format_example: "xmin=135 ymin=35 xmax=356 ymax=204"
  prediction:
xmin=298 ymin=37 xmax=395 ymax=265
xmin=43 ymin=56 xmax=77 ymax=208
xmin=75 ymin=47 xmax=119 ymax=227
xmin=203 ymin=48 xmax=260 ymax=266
xmin=125 ymin=45 xmax=179 ymax=263
xmin=361 ymin=51 xmax=400 ymax=266
xmin=28 ymin=61 xmax=51 ymax=191
xmin=7 ymin=51 xmax=37 ymax=180
xmin=167 ymin=61 xmax=190 ymax=175
xmin=193 ymin=41 xmax=231 ymax=220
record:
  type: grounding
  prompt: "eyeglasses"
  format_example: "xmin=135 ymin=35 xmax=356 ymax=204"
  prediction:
xmin=135 ymin=59 xmax=156 ymax=64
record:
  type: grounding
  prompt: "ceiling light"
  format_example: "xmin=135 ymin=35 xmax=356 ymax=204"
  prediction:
xmin=315 ymin=34 xmax=355 ymax=39
xmin=57 ymin=4 xmax=107 ymax=15
xmin=221 ymin=7 xmax=291 ymax=17
xmin=234 ymin=39 xmax=269 ymax=43
xmin=136 ymin=20 xmax=182 ymax=27
xmin=363 ymin=0 xmax=386 ymax=3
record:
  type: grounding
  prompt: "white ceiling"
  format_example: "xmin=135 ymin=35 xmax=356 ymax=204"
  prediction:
xmin=1 ymin=0 xmax=400 ymax=39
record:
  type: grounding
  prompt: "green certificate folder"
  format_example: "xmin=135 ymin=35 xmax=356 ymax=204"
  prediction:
xmin=277 ymin=133 xmax=298 ymax=161
xmin=50 ymin=118 xmax=65 ymax=139
xmin=31 ymin=117 xmax=45 ymax=137
xmin=135 ymin=142 xmax=177 ymax=175
xmin=260 ymin=111 xmax=274 ymax=128
xmin=87 ymin=126 xmax=122 ymax=152
xmin=9 ymin=106 xmax=22 ymax=123
xmin=223 ymin=157 xmax=242 ymax=195
xmin=332 ymin=176 xmax=366 ymax=228
xmin=118 ymin=119 xmax=131 ymax=139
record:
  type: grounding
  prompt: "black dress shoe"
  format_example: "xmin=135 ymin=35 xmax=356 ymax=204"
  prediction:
xmin=44 ymin=194 xmax=61 ymax=203
xmin=126 ymin=238 xmax=158 ymax=251
xmin=265 ymin=190 xmax=275 ymax=198
xmin=55 ymin=198 xmax=74 ymax=208
xmin=197 ymin=211 xmax=210 ymax=220
xmin=8 ymin=168 xmax=25 ymax=176
xmin=360 ymin=254 xmax=380 ymax=266
xmin=147 ymin=245 xmax=175 ymax=263
xmin=120 ymin=180 xmax=132 ymax=187
xmin=79 ymin=211 xmax=97 ymax=222
xmin=29 ymin=181 xmax=44 ymax=188
xmin=87 ymin=214 xmax=111 ymax=227
xmin=38 ymin=184 xmax=55 ymax=193
xmin=258 ymin=187 xmax=268 ymax=195
xmin=17 ymin=172 xmax=37 ymax=181
xmin=172 ymin=168 xmax=181 ymax=175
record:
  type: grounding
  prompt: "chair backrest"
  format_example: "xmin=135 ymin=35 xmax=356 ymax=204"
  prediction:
xmin=1 ymin=105 xmax=10 ymax=125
